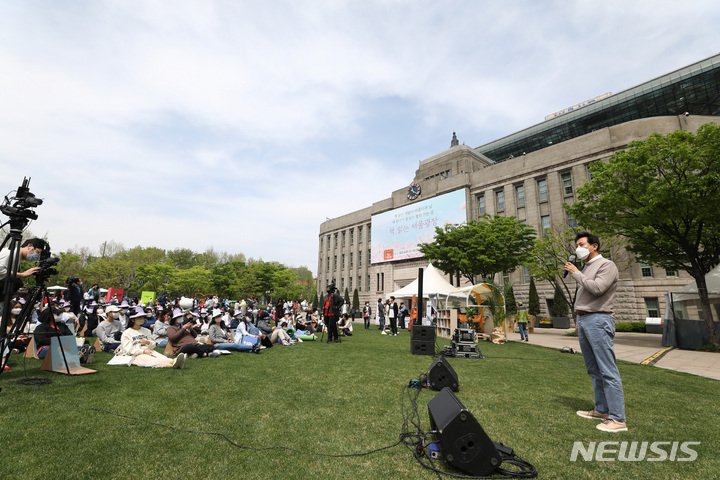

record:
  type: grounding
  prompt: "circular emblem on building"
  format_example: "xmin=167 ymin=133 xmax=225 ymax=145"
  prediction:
xmin=407 ymin=182 xmax=421 ymax=200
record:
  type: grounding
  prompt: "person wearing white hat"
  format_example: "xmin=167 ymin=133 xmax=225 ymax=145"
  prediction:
xmin=96 ymin=305 xmax=123 ymax=353
xmin=208 ymin=309 xmax=259 ymax=353
xmin=115 ymin=307 xmax=186 ymax=369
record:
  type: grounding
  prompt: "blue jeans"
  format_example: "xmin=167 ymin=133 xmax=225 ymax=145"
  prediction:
xmin=577 ymin=313 xmax=626 ymax=422
xmin=518 ymin=322 xmax=528 ymax=340
xmin=214 ymin=342 xmax=252 ymax=352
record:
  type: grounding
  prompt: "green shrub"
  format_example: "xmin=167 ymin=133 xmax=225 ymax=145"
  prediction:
xmin=615 ymin=322 xmax=647 ymax=333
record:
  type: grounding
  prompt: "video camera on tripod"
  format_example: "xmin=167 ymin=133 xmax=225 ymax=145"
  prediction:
xmin=0 ymin=178 xmax=62 ymax=385
xmin=0 ymin=177 xmax=43 ymax=221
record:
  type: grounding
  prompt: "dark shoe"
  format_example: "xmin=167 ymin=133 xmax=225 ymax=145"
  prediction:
xmin=334 ymin=339 xmax=341 ymax=343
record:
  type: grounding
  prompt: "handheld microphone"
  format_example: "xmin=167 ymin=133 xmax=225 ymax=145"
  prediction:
xmin=563 ymin=255 xmax=576 ymax=278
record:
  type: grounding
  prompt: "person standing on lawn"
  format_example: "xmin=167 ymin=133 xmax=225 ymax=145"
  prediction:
xmin=323 ymin=283 xmax=343 ymax=343
xmin=516 ymin=302 xmax=529 ymax=342
xmin=564 ymin=231 xmax=627 ymax=433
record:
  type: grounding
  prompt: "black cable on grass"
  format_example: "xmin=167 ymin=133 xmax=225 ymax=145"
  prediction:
xmin=7 ymin=381 xmax=403 ymax=459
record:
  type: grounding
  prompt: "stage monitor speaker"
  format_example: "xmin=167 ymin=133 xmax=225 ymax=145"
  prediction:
xmin=412 ymin=325 xmax=435 ymax=341
xmin=427 ymin=387 xmax=501 ymax=476
xmin=428 ymin=356 xmax=459 ymax=392
xmin=411 ymin=340 xmax=434 ymax=356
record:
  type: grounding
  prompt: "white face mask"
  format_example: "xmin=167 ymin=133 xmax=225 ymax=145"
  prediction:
xmin=113 ymin=312 xmax=120 ymax=319
xmin=575 ymin=247 xmax=591 ymax=260
xmin=97 ymin=309 xmax=105 ymax=315
xmin=11 ymin=308 xmax=22 ymax=315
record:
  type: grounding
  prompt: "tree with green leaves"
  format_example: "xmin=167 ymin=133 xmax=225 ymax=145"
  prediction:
xmin=419 ymin=214 xmax=536 ymax=283
xmin=551 ymin=284 xmax=570 ymax=317
xmin=352 ymin=288 xmax=360 ymax=314
xmin=505 ymin=285 xmax=517 ymax=317
xmin=566 ymin=122 xmax=720 ymax=346
xmin=528 ymin=277 xmax=541 ymax=317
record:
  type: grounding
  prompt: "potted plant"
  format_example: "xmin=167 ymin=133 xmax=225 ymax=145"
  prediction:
xmin=551 ymin=284 xmax=571 ymax=328
xmin=539 ymin=317 xmax=553 ymax=328
xmin=481 ymin=280 xmax=515 ymax=343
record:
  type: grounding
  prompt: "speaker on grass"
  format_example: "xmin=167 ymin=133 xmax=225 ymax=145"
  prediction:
xmin=411 ymin=340 xmax=434 ymax=356
xmin=427 ymin=387 xmax=501 ymax=476
xmin=412 ymin=325 xmax=435 ymax=341
xmin=428 ymin=356 xmax=459 ymax=392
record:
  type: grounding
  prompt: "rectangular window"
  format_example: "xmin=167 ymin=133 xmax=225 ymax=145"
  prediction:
xmin=541 ymin=215 xmax=551 ymax=232
xmin=522 ymin=266 xmax=531 ymax=284
xmin=495 ymin=190 xmax=504 ymax=212
xmin=376 ymin=273 xmax=380 ymax=291
xmin=333 ymin=255 xmax=337 ymax=270
xmin=341 ymin=278 xmax=345 ymax=290
xmin=342 ymin=254 xmax=345 ymax=269
xmin=515 ymin=185 xmax=525 ymax=207
xmin=350 ymin=228 xmax=354 ymax=245
xmin=334 ymin=233 xmax=338 ymax=249
xmin=537 ymin=178 xmax=548 ymax=202
xmin=342 ymin=231 xmax=346 ymax=247
xmin=587 ymin=162 xmax=596 ymax=181
xmin=665 ymin=268 xmax=678 ymax=277
xmin=358 ymin=226 xmax=363 ymax=243
xmin=561 ymin=172 xmax=573 ymax=196
xmin=381 ymin=272 xmax=384 ymax=290
xmin=326 ymin=256 xmax=330 ymax=273
xmin=367 ymin=274 xmax=371 ymax=292
xmin=368 ymin=225 xmax=371 ymax=242
xmin=477 ymin=194 xmax=486 ymax=216
xmin=640 ymin=263 xmax=654 ymax=278
xmin=358 ymin=275 xmax=362 ymax=292
xmin=349 ymin=276 xmax=352 ymax=290
xmin=327 ymin=235 xmax=330 ymax=251
xmin=645 ymin=298 xmax=660 ymax=318
xmin=349 ymin=252 xmax=353 ymax=269
xmin=358 ymin=251 xmax=362 ymax=267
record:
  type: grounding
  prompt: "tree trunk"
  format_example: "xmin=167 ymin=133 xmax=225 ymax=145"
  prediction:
xmin=695 ymin=273 xmax=720 ymax=347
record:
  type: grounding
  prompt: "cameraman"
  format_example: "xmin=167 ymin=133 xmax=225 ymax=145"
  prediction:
xmin=0 ymin=238 xmax=46 ymax=296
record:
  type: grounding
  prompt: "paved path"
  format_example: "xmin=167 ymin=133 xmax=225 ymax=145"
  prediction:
xmin=508 ymin=327 xmax=720 ymax=381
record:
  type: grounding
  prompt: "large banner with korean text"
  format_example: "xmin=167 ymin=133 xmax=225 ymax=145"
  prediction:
xmin=371 ymin=188 xmax=468 ymax=264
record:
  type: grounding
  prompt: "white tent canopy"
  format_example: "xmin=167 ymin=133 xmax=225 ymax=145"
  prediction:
xmin=671 ymin=263 xmax=720 ymax=301
xmin=446 ymin=283 xmax=495 ymax=307
xmin=386 ymin=263 xmax=456 ymax=300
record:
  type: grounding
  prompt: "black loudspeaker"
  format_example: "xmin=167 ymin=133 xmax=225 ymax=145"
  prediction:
xmin=411 ymin=340 xmax=434 ymax=356
xmin=412 ymin=325 xmax=435 ymax=341
xmin=428 ymin=356 xmax=459 ymax=392
xmin=427 ymin=387 xmax=501 ymax=476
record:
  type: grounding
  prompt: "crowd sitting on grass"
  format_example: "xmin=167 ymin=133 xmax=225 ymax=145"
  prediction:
xmin=2 ymin=293 xmax=323 ymax=371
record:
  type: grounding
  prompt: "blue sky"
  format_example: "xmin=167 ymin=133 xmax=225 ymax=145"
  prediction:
xmin=1 ymin=0 xmax=719 ymax=275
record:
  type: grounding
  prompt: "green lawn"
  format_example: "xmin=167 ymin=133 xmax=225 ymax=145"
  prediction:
xmin=0 ymin=328 xmax=717 ymax=480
